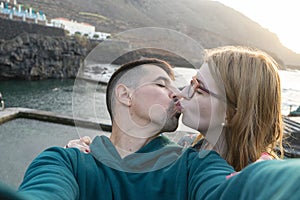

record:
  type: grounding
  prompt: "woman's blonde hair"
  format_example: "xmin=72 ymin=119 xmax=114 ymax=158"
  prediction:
xmin=205 ymin=46 xmax=283 ymax=171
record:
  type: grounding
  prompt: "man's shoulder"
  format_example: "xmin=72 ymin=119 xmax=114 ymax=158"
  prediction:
xmin=39 ymin=146 xmax=80 ymax=156
xmin=33 ymin=146 xmax=93 ymax=166
xmin=21 ymin=146 xmax=96 ymax=185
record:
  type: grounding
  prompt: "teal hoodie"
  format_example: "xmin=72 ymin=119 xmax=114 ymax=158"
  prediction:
xmin=18 ymin=135 xmax=234 ymax=200
xmin=17 ymin=135 xmax=300 ymax=199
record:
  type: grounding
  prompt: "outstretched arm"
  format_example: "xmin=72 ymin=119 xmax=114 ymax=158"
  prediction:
xmin=196 ymin=158 xmax=300 ymax=200
xmin=18 ymin=147 xmax=80 ymax=200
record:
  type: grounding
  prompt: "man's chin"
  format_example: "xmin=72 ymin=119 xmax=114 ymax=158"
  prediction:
xmin=175 ymin=112 xmax=181 ymax=119
xmin=162 ymin=119 xmax=179 ymax=132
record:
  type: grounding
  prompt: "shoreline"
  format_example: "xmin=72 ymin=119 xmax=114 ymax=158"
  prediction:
xmin=286 ymin=65 xmax=300 ymax=71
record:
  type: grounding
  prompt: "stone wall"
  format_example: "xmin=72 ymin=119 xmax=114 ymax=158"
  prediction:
xmin=0 ymin=17 xmax=64 ymax=40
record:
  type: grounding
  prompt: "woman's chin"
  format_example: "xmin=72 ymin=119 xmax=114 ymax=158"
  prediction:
xmin=182 ymin=116 xmax=197 ymax=131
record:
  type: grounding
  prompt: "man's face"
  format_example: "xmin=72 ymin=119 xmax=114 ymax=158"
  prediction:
xmin=128 ymin=65 xmax=181 ymax=135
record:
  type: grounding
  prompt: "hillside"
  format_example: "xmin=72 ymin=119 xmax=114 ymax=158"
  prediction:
xmin=17 ymin=0 xmax=300 ymax=67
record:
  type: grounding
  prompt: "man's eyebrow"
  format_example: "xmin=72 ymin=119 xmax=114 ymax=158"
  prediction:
xmin=152 ymin=76 xmax=171 ymax=83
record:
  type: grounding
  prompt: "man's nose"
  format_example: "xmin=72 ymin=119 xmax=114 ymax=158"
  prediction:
xmin=168 ymin=86 xmax=181 ymax=99
xmin=177 ymin=85 xmax=190 ymax=99
xmin=170 ymin=92 xmax=179 ymax=101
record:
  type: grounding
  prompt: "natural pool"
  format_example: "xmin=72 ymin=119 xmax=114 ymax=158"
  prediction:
xmin=0 ymin=118 xmax=109 ymax=187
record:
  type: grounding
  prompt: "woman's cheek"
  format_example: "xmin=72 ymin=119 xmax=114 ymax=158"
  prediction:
xmin=181 ymin=101 xmax=198 ymax=129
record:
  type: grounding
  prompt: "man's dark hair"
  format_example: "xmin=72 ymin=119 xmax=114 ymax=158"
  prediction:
xmin=106 ymin=58 xmax=174 ymax=120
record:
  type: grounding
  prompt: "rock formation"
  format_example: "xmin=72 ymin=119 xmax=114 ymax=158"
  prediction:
xmin=0 ymin=33 xmax=91 ymax=80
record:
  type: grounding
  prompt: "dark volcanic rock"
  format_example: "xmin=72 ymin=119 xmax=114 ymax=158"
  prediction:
xmin=18 ymin=0 xmax=300 ymax=66
xmin=0 ymin=33 xmax=91 ymax=80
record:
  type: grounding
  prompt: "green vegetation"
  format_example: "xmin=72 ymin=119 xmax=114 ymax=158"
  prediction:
xmin=22 ymin=5 xmax=31 ymax=11
xmin=19 ymin=4 xmax=36 ymax=13
xmin=74 ymin=33 xmax=89 ymax=46
xmin=64 ymin=30 xmax=70 ymax=35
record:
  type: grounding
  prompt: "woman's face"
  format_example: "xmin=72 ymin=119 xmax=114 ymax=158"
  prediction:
xmin=180 ymin=63 xmax=226 ymax=135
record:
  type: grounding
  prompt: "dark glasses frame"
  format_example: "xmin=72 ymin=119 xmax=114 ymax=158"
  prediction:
xmin=187 ymin=76 xmax=236 ymax=109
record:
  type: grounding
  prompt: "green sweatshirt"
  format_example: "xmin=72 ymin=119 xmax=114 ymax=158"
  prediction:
xmin=16 ymin=135 xmax=300 ymax=200
xmin=18 ymin=135 xmax=234 ymax=200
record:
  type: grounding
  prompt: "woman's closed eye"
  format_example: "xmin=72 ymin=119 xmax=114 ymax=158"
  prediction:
xmin=196 ymin=87 xmax=203 ymax=94
xmin=196 ymin=83 xmax=208 ymax=95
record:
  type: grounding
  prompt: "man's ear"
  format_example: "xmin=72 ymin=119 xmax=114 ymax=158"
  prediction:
xmin=115 ymin=84 xmax=132 ymax=106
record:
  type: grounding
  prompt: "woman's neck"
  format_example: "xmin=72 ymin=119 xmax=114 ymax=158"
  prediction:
xmin=203 ymin=129 xmax=227 ymax=158
xmin=212 ymin=133 xmax=227 ymax=158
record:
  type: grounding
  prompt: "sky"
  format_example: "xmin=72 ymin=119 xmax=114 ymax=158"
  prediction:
xmin=215 ymin=0 xmax=300 ymax=54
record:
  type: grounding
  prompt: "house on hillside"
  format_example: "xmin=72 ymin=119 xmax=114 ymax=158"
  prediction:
xmin=50 ymin=18 xmax=95 ymax=35
xmin=4 ymin=0 xmax=17 ymax=5
xmin=49 ymin=18 xmax=110 ymax=40
xmin=0 ymin=0 xmax=46 ymax=24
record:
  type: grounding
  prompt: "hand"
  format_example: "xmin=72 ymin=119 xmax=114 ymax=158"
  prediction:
xmin=65 ymin=136 xmax=92 ymax=153
xmin=254 ymin=152 xmax=273 ymax=163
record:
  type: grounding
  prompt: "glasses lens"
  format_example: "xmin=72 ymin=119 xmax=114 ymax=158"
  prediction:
xmin=187 ymin=81 xmax=196 ymax=99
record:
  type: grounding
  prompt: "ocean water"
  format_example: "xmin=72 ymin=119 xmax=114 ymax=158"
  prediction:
xmin=0 ymin=79 xmax=110 ymax=120
xmin=0 ymin=67 xmax=299 ymax=118
xmin=280 ymin=69 xmax=300 ymax=115
xmin=0 ymin=67 xmax=299 ymax=134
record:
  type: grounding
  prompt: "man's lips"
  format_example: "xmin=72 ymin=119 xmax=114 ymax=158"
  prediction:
xmin=174 ymin=101 xmax=183 ymax=113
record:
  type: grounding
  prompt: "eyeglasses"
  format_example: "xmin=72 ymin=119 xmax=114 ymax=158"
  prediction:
xmin=186 ymin=76 xmax=220 ymax=99
xmin=186 ymin=76 xmax=236 ymax=109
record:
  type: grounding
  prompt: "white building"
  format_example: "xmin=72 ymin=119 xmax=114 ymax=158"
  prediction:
xmin=50 ymin=18 xmax=95 ymax=35
xmin=49 ymin=17 xmax=110 ymax=40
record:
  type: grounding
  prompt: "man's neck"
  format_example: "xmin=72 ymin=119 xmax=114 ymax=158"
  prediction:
xmin=110 ymin=124 xmax=159 ymax=158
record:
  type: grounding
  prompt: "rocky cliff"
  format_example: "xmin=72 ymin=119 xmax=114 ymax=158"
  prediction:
xmin=1 ymin=0 xmax=299 ymax=80
xmin=18 ymin=0 xmax=300 ymax=67
xmin=0 ymin=33 xmax=90 ymax=80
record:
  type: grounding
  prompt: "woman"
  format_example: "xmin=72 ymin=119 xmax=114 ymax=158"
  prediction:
xmin=66 ymin=46 xmax=284 ymax=171
xmin=180 ymin=46 xmax=283 ymax=170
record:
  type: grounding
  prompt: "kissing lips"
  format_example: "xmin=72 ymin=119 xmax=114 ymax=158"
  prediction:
xmin=175 ymin=100 xmax=183 ymax=113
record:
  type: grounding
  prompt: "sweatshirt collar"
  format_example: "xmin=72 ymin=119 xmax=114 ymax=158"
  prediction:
xmin=90 ymin=135 xmax=183 ymax=173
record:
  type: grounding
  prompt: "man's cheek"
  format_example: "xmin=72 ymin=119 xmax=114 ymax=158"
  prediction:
xmin=149 ymin=104 xmax=167 ymax=124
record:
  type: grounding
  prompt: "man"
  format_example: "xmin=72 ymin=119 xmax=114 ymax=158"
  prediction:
xmin=18 ymin=58 xmax=234 ymax=199
xmin=17 ymin=58 xmax=300 ymax=200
